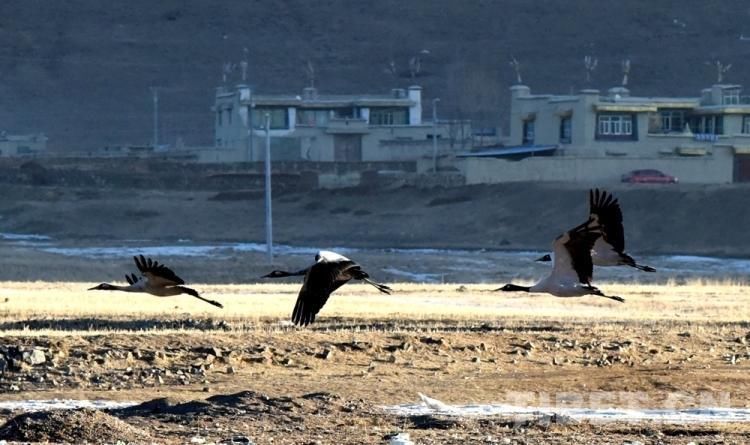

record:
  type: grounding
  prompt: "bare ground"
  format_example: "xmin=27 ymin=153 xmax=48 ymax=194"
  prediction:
xmin=0 ymin=180 xmax=750 ymax=442
xmin=0 ymin=282 xmax=748 ymax=443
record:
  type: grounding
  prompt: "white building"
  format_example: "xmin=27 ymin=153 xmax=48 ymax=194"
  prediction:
xmin=209 ymin=84 xmax=470 ymax=164
xmin=461 ymin=83 xmax=750 ymax=184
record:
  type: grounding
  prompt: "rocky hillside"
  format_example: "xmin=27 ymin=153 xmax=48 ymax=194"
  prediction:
xmin=1 ymin=1 xmax=750 ymax=151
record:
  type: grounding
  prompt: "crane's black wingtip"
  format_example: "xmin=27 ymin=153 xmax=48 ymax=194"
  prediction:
xmin=210 ymin=301 xmax=224 ymax=309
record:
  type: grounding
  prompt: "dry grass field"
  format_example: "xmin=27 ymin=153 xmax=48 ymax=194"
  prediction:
xmin=0 ymin=281 xmax=747 ymax=443
xmin=0 ymin=280 xmax=747 ymax=330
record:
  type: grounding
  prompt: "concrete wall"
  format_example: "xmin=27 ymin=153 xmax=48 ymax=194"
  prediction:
xmin=463 ymin=149 xmax=734 ymax=185
xmin=0 ymin=137 xmax=47 ymax=157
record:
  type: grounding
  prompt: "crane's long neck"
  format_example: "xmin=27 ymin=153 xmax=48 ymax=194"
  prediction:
xmin=268 ymin=269 xmax=308 ymax=278
xmin=503 ymin=284 xmax=532 ymax=292
xmin=93 ymin=283 xmax=139 ymax=292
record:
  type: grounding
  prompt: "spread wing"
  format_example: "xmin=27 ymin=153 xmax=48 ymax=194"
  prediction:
xmin=551 ymin=222 xmax=601 ymax=284
xmin=589 ymin=189 xmax=625 ymax=253
xmin=291 ymin=261 xmax=357 ymax=326
xmin=133 ymin=255 xmax=185 ymax=287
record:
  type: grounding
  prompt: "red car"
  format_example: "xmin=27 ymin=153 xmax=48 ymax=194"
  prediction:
xmin=621 ymin=169 xmax=678 ymax=184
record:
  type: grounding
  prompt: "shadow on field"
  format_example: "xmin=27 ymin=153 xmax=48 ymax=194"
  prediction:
xmin=0 ymin=317 xmax=232 ymax=332
xmin=0 ymin=316 xmax=587 ymax=333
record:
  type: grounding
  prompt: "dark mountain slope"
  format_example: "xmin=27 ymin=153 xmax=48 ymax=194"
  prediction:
xmin=0 ymin=1 xmax=749 ymax=150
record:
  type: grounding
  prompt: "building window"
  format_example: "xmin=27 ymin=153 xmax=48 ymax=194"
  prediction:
xmin=689 ymin=115 xmax=724 ymax=135
xmin=369 ymin=107 xmax=408 ymax=125
xmin=659 ymin=110 xmax=685 ymax=133
xmin=559 ymin=117 xmax=572 ymax=144
xmin=334 ymin=107 xmax=358 ymax=119
xmin=743 ymin=116 xmax=750 ymax=134
xmin=598 ymin=114 xmax=632 ymax=135
xmin=251 ymin=107 xmax=289 ymax=129
xmin=297 ymin=109 xmax=332 ymax=126
xmin=522 ymin=119 xmax=535 ymax=145
xmin=227 ymin=108 xmax=233 ymax=125
xmin=596 ymin=114 xmax=636 ymax=140
xmin=723 ymin=89 xmax=740 ymax=105
xmin=216 ymin=110 xmax=223 ymax=126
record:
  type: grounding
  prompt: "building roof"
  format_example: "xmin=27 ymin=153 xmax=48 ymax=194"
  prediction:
xmin=217 ymin=85 xmax=418 ymax=108
xmin=249 ymin=93 xmax=415 ymax=108
xmin=457 ymin=145 xmax=558 ymax=158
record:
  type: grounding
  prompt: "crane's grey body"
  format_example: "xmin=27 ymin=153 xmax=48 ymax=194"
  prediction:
xmin=536 ymin=189 xmax=655 ymax=273
xmin=500 ymin=190 xmax=623 ymax=303
xmin=89 ymin=255 xmax=223 ymax=308
xmin=262 ymin=250 xmax=392 ymax=326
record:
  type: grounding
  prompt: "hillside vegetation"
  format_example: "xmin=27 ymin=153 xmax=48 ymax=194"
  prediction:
xmin=1 ymin=1 xmax=750 ymax=151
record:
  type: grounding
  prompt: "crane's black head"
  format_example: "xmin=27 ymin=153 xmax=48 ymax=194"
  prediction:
xmin=496 ymin=283 xmax=531 ymax=292
xmin=88 ymin=283 xmax=115 ymax=291
xmin=535 ymin=254 xmax=552 ymax=262
xmin=261 ymin=270 xmax=292 ymax=279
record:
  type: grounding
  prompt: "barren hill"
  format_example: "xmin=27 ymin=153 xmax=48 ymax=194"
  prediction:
xmin=1 ymin=1 xmax=750 ymax=151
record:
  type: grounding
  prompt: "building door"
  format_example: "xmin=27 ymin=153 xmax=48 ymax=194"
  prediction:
xmin=334 ymin=135 xmax=362 ymax=161
xmin=734 ymin=154 xmax=750 ymax=182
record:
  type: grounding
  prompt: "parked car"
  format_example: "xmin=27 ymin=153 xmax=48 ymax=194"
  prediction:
xmin=621 ymin=169 xmax=678 ymax=184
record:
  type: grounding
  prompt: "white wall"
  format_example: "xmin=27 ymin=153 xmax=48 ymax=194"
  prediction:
xmin=463 ymin=151 xmax=734 ymax=185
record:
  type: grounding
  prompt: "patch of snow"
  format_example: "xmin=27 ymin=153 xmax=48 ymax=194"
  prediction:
xmin=388 ymin=432 xmax=415 ymax=445
xmin=383 ymin=394 xmax=750 ymax=423
xmin=0 ymin=232 xmax=52 ymax=241
xmin=383 ymin=267 xmax=443 ymax=283
xmin=0 ymin=399 xmax=137 ymax=411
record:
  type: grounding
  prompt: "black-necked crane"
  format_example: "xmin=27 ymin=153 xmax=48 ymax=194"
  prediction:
xmin=498 ymin=214 xmax=624 ymax=302
xmin=89 ymin=255 xmax=223 ymax=308
xmin=261 ymin=250 xmax=392 ymax=326
xmin=535 ymin=189 xmax=655 ymax=272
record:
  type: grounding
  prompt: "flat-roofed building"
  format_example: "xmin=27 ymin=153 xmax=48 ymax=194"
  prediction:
xmin=462 ymin=83 xmax=750 ymax=184
xmin=209 ymin=84 xmax=470 ymax=164
xmin=0 ymin=132 xmax=47 ymax=157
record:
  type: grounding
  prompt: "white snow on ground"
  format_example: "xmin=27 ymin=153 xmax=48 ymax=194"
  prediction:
xmin=1 ymin=396 xmax=748 ymax=424
xmin=383 ymin=394 xmax=750 ymax=423
xmin=382 ymin=267 xmax=444 ymax=283
xmin=4 ymin=230 xmax=750 ymax=279
xmin=0 ymin=399 xmax=137 ymax=411
xmin=39 ymin=242 xmax=351 ymax=259
xmin=0 ymin=232 xmax=51 ymax=241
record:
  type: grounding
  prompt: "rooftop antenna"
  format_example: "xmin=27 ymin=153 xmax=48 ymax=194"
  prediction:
xmin=149 ymin=86 xmax=159 ymax=150
xmin=509 ymin=56 xmax=522 ymax=84
xmin=222 ymin=61 xmax=236 ymax=84
xmin=706 ymin=60 xmax=731 ymax=83
xmin=239 ymin=47 xmax=249 ymax=82
xmin=408 ymin=49 xmax=429 ymax=81
xmin=409 ymin=56 xmax=421 ymax=80
xmin=304 ymin=60 xmax=316 ymax=88
xmin=385 ymin=58 xmax=398 ymax=80
xmin=621 ymin=58 xmax=631 ymax=86
xmin=583 ymin=55 xmax=598 ymax=84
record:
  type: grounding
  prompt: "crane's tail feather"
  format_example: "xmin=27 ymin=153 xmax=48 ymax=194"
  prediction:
xmin=585 ymin=285 xmax=625 ymax=303
xmin=179 ymin=286 xmax=223 ymax=308
xmin=362 ymin=277 xmax=392 ymax=295
xmin=633 ymin=263 xmax=656 ymax=272
xmin=620 ymin=253 xmax=656 ymax=272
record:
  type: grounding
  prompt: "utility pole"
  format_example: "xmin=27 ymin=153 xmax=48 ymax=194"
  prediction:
xmin=264 ymin=113 xmax=273 ymax=264
xmin=432 ymin=98 xmax=440 ymax=173
xmin=247 ymin=102 xmax=254 ymax=161
xmin=150 ymin=87 xmax=159 ymax=149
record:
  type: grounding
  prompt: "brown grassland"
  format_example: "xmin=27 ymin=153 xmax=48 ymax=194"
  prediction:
xmin=0 ymin=281 xmax=747 ymax=443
